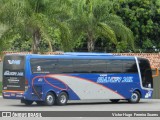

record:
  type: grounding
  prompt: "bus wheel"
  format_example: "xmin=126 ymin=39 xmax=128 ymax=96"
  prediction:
xmin=45 ymin=92 xmax=56 ymax=106
xmin=21 ymin=99 xmax=33 ymax=106
xmin=128 ymin=91 xmax=140 ymax=103
xmin=56 ymin=92 xmax=68 ymax=105
xmin=110 ymin=99 xmax=120 ymax=103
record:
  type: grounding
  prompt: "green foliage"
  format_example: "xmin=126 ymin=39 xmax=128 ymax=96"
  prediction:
xmin=0 ymin=0 xmax=135 ymax=53
xmin=142 ymin=39 xmax=153 ymax=49
xmin=0 ymin=0 xmax=74 ymax=53
xmin=70 ymin=0 xmax=134 ymax=52
xmin=0 ymin=24 xmax=9 ymax=53
xmin=113 ymin=0 xmax=160 ymax=52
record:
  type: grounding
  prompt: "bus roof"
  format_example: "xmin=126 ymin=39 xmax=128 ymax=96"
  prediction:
xmin=64 ymin=52 xmax=113 ymax=56
xmin=14 ymin=52 xmax=135 ymax=60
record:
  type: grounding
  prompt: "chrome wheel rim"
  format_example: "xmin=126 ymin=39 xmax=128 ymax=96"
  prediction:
xmin=60 ymin=95 xmax=67 ymax=104
xmin=131 ymin=93 xmax=138 ymax=102
xmin=47 ymin=95 xmax=54 ymax=104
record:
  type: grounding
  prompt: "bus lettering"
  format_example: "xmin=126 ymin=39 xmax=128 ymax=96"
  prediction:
xmin=4 ymin=71 xmax=24 ymax=76
xmin=8 ymin=60 xmax=21 ymax=65
xmin=97 ymin=76 xmax=133 ymax=83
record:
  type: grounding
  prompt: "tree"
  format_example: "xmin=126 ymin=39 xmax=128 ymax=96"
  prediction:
xmin=113 ymin=0 xmax=160 ymax=52
xmin=0 ymin=0 xmax=73 ymax=53
xmin=0 ymin=24 xmax=9 ymax=55
xmin=70 ymin=0 xmax=134 ymax=52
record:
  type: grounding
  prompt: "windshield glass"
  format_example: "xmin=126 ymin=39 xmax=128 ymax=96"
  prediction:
xmin=138 ymin=58 xmax=153 ymax=88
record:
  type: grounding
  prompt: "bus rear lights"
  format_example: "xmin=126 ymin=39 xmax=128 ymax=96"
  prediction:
xmin=25 ymin=80 xmax=29 ymax=91
xmin=25 ymin=80 xmax=28 ymax=85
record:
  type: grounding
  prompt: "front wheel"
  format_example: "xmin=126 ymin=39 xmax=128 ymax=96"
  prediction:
xmin=128 ymin=91 xmax=141 ymax=103
xmin=56 ymin=92 xmax=68 ymax=105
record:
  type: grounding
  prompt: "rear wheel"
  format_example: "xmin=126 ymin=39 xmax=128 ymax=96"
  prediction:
xmin=21 ymin=99 xmax=33 ymax=106
xmin=110 ymin=99 xmax=120 ymax=103
xmin=44 ymin=92 xmax=56 ymax=106
xmin=56 ymin=92 xmax=68 ymax=105
xmin=128 ymin=91 xmax=141 ymax=103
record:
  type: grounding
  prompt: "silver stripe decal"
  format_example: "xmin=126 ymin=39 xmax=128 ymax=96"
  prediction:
xmin=48 ymin=75 xmax=124 ymax=100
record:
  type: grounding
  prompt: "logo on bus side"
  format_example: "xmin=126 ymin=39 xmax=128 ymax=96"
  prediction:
xmin=97 ymin=74 xmax=133 ymax=83
xmin=8 ymin=60 xmax=21 ymax=65
xmin=4 ymin=71 xmax=24 ymax=76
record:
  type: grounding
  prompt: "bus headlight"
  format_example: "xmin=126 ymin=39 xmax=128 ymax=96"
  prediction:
xmin=148 ymin=84 xmax=151 ymax=88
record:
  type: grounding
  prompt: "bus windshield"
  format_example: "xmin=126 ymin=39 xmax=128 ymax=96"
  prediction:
xmin=138 ymin=58 xmax=153 ymax=88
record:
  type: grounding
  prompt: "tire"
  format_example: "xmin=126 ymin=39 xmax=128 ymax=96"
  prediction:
xmin=21 ymin=99 xmax=33 ymax=106
xmin=110 ymin=99 xmax=120 ymax=103
xmin=36 ymin=101 xmax=45 ymax=106
xmin=44 ymin=92 xmax=56 ymax=106
xmin=128 ymin=91 xmax=141 ymax=103
xmin=56 ymin=92 xmax=68 ymax=106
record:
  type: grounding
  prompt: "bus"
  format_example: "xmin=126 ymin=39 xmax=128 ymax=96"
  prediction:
xmin=2 ymin=52 xmax=158 ymax=106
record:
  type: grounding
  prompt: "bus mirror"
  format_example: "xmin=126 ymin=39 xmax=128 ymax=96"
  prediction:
xmin=152 ymin=67 xmax=159 ymax=78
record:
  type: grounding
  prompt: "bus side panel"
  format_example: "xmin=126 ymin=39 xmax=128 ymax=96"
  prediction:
xmin=27 ymin=73 xmax=143 ymax=100
xmin=25 ymin=74 xmax=80 ymax=101
xmin=25 ymin=73 xmax=151 ymax=101
xmin=66 ymin=73 xmax=141 ymax=99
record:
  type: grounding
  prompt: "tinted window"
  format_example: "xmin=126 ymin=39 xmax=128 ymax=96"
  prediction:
xmin=90 ymin=60 xmax=107 ymax=73
xmin=31 ymin=59 xmax=58 ymax=73
xmin=73 ymin=60 xmax=90 ymax=73
xmin=3 ymin=55 xmax=25 ymax=70
xmin=3 ymin=55 xmax=25 ymax=91
xmin=106 ymin=60 xmax=123 ymax=73
xmin=123 ymin=60 xmax=138 ymax=73
xmin=30 ymin=58 xmax=138 ymax=74
xmin=57 ymin=59 xmax=73 ymax=73
xmin=138 ymin=58 xmax=153 ymax=88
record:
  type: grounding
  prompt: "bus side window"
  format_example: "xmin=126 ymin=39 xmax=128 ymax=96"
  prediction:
xmin=73 ymin=60 xmax=90 ymax=73
xmin=106 ymin=60 xmax=123 ymax=73
xmin=30 ymin=59 xmax=58 ymax=74
xmin=57 ymin=59 xmax=73 ymax=73
xmin=123 ymin=60 xmax=138 ymax=73
xmin=89 ymin=60 xmax=107 ymax=73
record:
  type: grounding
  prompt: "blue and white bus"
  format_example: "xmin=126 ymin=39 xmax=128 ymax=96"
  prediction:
xmin=2 ymin=52 xmax=157 ymax=106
